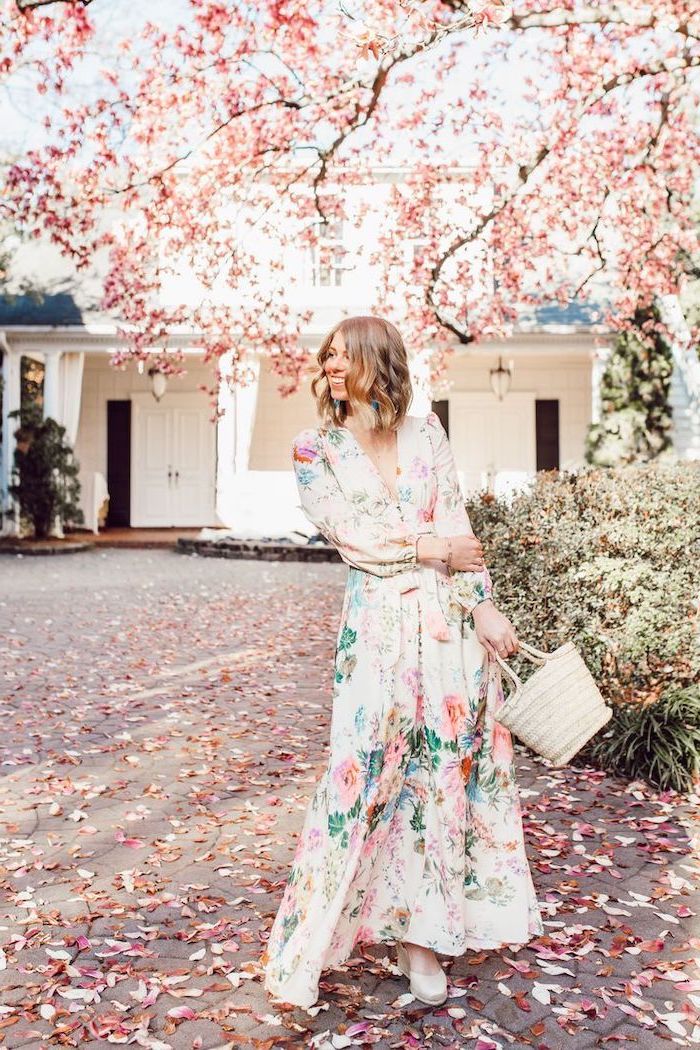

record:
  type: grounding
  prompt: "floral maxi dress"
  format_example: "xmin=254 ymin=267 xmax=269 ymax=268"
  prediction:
xmin=261 ymin=412 xmax=544 ymax=1008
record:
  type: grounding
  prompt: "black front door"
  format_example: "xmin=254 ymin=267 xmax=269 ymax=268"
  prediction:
xmin=106 ymin=400 xmax=131 ymax=526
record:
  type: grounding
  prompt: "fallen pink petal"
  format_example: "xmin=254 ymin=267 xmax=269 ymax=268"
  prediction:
xmin=0 ymin=0 xmax=698 ymax=1046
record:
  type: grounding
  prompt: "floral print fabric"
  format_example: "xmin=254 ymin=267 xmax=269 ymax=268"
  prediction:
xmin=261 ymin=412 xmax=544 ymax=1009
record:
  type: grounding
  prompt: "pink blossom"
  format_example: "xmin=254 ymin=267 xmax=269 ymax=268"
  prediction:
xmin=2 ymin=0 xmax=696 ymax=398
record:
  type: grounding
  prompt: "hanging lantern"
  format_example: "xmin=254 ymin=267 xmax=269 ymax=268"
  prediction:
xmin=489 ymin=356 xmax=513 ymax=401
xmin=148 ymin=366 xmax=168 ymax=402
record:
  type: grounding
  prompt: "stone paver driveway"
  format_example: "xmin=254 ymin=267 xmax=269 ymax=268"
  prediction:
xmin=1 ymin=550 xmax=698 ymax=1049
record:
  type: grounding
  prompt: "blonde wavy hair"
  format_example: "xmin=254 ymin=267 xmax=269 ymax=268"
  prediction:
xmin=311 ymin=315 xmax=413 ymax=432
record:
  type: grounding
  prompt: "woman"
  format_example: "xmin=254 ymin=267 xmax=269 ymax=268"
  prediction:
xmin=261 ymin=316 xmax=544 ymax=1010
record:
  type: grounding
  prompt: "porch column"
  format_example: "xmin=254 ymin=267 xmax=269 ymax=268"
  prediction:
xmin=232 ymin=357 xmax=261 ymax=473
xmin=215 ymin=351 xmax=261 ymax=529
xmin=43 ymin=350 xmax=63 ymax=421
xmin=42 ymin=351 xmax=67 ymax=537
xmin=590 ymin=343 xmax=611 ymax=424
xmin=408 ymin=346 xmax=433 ymax=416
xmin=658 ymin=293 xmax=700 ymax=460
xmin=0 ymin=334 xmax=21 ymax=536
xmin=59 ymin=351 xmax=85 ymax=445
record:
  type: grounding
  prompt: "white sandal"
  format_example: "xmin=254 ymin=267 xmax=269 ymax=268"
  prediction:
xmin=396 ymin=942 xmax=448 ymax=1006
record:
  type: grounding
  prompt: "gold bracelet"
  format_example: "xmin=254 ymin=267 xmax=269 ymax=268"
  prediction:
xmin=446 ymin=538 xmax=453 ymax=576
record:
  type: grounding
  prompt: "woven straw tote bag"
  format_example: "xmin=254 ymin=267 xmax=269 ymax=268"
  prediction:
xmin=491 ymin=640 xmax=613 ymax=767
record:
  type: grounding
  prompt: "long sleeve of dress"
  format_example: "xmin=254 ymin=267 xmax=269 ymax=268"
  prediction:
xmin=425 ymin=412 xmax=494 ymax=616
xmin=292 ymin=428 xmax=434 ymax=577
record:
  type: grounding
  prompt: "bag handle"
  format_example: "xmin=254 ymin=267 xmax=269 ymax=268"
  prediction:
xmin=493 ymin=640 xmax=552 ymax=693
xmin=517 ymin=640 xmax=550 ymax=664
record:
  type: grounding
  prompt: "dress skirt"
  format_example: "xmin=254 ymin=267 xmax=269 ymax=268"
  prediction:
xmin=261 ymin=562 xmax=545 ymax=1009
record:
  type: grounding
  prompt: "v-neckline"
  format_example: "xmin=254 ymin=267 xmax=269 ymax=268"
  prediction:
xmin=340 ymin=419 xmax=403 ymax=504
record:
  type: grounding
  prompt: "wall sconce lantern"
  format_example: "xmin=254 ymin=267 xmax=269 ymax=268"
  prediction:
xmin=489 ymin=356 xmax=513 ymax=401
xmin=148 ymin=366 xmax=168 ymax=402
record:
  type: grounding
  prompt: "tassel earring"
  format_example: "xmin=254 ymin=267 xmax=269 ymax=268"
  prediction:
xmin=333 ymin=398 xmax=341 ymax=409
xmin=371 ymin=399 xmax=379 ymax=410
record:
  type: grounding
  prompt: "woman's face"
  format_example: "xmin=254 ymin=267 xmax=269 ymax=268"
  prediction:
xmin=324 ymin=331 xmax=350 ymax=401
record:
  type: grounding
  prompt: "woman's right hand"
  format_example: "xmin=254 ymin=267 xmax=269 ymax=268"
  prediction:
xmin=449 ymin=534 xmax=486 ymax=573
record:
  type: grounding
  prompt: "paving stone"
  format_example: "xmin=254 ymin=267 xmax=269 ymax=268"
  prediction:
xmin=1 ymin=551 xmax=698 ymax=1049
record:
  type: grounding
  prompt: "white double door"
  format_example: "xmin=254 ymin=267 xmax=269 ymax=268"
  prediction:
xmin=449 ymin=392 xmax=537 ymax=499
xmin=131 ymin=393 xmax=217 ymax=527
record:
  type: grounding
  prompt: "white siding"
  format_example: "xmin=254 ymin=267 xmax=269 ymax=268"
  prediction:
xmin=246 ymin=342 xmax=594 ymax=474
xmin=443 ymin=346 xmax=593 ymax=471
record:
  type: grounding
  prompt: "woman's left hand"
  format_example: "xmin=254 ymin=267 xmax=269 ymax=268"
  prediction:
xmin=471 ymin=600 xmax=519 ymax=660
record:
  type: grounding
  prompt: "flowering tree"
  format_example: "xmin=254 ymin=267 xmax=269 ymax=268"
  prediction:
xmin=3 ymin=0 xmax=699 ymax=393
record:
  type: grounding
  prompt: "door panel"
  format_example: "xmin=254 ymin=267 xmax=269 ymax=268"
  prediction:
xmin=536 ymin=399 xmax=560 ymax=470
xmin=449 ymin=393 xmax=537 ymax=498
xmin=453 ymin=400 xmax=494 ymax=494
xmin=106 ymin=400 xmax=131 ymax=526
xmin=131 ymin=394 xmax=216 ymax=527
xmin=171 ymin=406 xmax=216 ymax=526
xmin=133 ymin=404 xmax=172 ymax=526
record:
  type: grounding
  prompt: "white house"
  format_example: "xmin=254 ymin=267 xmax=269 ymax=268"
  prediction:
xmin=1 ymin=167 xmax=699 ymax=538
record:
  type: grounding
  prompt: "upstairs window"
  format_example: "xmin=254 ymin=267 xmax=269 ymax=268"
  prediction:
xmin=310 ymin=219 xmax=346 ymax=287
xmin=409 ymin=236 xmax=430 ymax=274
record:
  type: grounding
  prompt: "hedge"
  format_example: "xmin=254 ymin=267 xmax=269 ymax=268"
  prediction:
xmin=465 ymin=462 xmax=700 ymax=793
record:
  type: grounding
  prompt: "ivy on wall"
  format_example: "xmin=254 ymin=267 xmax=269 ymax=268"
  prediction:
xmin=586 ymin=304 xmax=674 ymax=467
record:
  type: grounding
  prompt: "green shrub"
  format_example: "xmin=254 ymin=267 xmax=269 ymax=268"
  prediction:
xmin=7 ymin=404 xmax=84 ymax=539
xmin=586 ymin=686 xmax=700 ymax=794
xmin=466 ymin=462 xmax=700 ymax=793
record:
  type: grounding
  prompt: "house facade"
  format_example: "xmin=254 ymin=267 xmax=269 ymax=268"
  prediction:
xmin=0 ymin=315 xmax=603 ymax=539
xmin=2 ymin=169 xmax=699 ymax=538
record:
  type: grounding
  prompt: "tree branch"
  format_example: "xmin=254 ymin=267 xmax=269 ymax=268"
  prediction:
xmin=310 ymin=15 xmax=464 ymax=225
xmin=424 ymin=52 xmax=700 ymax=340
xmin=311 ymin=64 xmax=390 ymax=225
xmin=16 ymin=0 xmax=93 ymax=10
xmin=441 ymin=1 xmax=699 ymax=41
xmin=112 ymin=96 xmax=303 ymax=195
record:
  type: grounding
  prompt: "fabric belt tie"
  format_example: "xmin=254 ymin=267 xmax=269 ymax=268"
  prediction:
xmin=379 ymin=566 xmax=451 ymax=669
